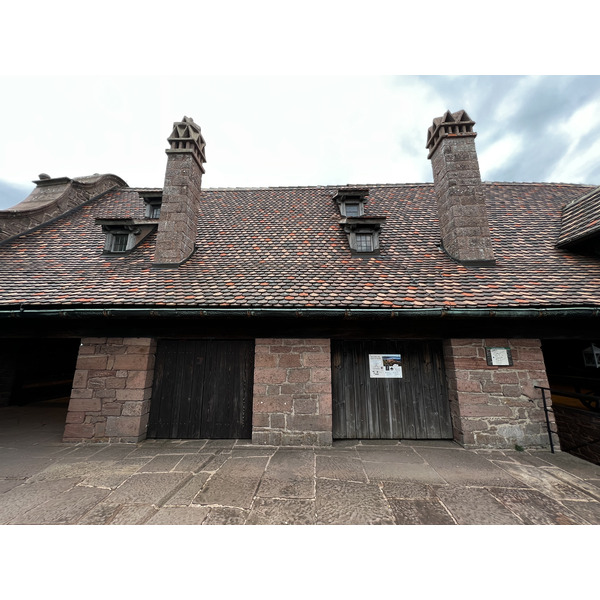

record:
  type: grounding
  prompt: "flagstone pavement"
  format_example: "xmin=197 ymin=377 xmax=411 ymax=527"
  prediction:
xmin=1 ymin=402 xmax=600 ymax=525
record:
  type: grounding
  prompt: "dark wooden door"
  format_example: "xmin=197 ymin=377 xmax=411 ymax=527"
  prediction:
xmin=147 ymin=340 xmax=254 ymax=439
xmin=332 ymin=340 xmax=452 ymax=439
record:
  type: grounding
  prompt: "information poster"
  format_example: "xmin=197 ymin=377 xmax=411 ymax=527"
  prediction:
xmin=369 ymin=354 xmax=403 ymax=378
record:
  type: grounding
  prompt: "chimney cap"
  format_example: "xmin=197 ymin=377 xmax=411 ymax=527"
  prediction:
xmin=426 ymin=109 xmax=476 ymax=158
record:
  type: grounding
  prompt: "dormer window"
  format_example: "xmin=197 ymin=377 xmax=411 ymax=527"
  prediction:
xmin=355 ymin=233 xmax=374 ymax=252
xmin=141 ymin=192 xmax=163 ymax=219
xmin=102 ymin=226 xmax=139 ymax=254
xmin=111 ymin=232 xmax=130 ymax=253
xmin=344 ymin=202 xmax=361 ymax=217
xmin=334 ymin=188 xmax=369 ymax=218
xmin=341 ymin=217 xmax=386 ymax=254
xmin=96 ymin=218 xmax=158 ymax=255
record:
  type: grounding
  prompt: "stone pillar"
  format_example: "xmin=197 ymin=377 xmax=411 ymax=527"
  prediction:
xmin=252 ymin=338 xmax=332 ymax=446
xmin=443 ymin=338 xmax=559 ymax=449
xmin=63 ymin=337 xmax=156 ymax=443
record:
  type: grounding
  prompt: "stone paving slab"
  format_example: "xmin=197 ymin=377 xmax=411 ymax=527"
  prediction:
xmin=194 ymin=456 xmax=269 ymax=508
xmin=388 ymin=498 xmax=456 ymax=525
xmin=316 ymin=455 xmax=367 ymax=483
xmin=257 ymin=449 xmax=315 ymax=499
xmin=146 ymin=506 xmax=211 ymax=525
xmin=246 ymin=498 xmax=316 ymax=525
xmin=10 ymin=485 xmax=110 ymax=524
xmin=486 ymin=488 xmax=589 ymax=525
xmin=362 ymin=460 xmax=447 ymax=484
xmin=315 ymin=479 xmax=395 ymax=524
xmin=107 ymin=472 xmax=190 ymax=505
xmin=414 ymin=447 xmax=526 ymax=487
xmin=434 ymin=487 xmax=524 ymax=525
xmin=0 ymin=478 xmax=80 ymax=524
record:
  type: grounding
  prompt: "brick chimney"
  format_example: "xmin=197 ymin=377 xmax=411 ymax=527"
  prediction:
xmin=426 ymin=110 xmax=495 ymax=265
xmin=153 ymin=116 xmax=206 ymax=266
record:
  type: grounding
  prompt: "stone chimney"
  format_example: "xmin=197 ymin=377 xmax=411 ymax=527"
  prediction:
xmin=426 ymin=110 xmax=495 ymax=265
xmin=153 ymin=116 xmax=206 ymax=266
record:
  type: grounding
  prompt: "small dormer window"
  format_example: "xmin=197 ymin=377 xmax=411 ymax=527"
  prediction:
xmin=355 ymin=233 xmax=374 ymax=252
xmin=142 ymin=192 xmax=163 ymax=219
xmin=111 ymin=233 xmax=130 ymax=252
xmin=334 ymin=188 xmax=369 ymax=218
xmin=340 ymin=217 xmax=386 ymax=255
xmin=344 ymin=203 xmax=361 ymax=217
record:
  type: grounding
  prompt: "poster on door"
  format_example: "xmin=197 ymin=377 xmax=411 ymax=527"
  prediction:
xmin=369 ymin=354 xmax=403 ymax=378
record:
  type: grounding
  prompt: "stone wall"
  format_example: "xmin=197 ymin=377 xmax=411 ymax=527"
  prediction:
xmin=553 ymin=405 xmax=600 ymax=465
xmin=63 ymin=337 xmax=156 ymax=443
xmin=252 ymin=338 xmax=332 ymax=446
xmin=443 ymin=338 xmax=558 ymax=449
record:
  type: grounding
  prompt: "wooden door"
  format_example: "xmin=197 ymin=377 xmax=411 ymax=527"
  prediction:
xmin=332 ymin=340 xmax=452 ymax=439
xmin=147 ymin=339 xmax=254 ymax=439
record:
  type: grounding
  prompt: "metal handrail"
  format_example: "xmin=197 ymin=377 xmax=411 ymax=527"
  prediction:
xmin=533 ymin=386 xmax=557 ymax=453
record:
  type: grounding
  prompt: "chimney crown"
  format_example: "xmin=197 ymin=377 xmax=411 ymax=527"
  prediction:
xmin=426 ymin=109 xmax=476 ymax=159
xmin=166 ymin=116 xmax=207 ymax=172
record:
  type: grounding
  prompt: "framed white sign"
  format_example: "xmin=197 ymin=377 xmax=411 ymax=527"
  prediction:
xmin=369 ymin=354 xmax=403 ymax=378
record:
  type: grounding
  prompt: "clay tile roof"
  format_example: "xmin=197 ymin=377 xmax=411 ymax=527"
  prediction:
xmin=557 ymin=185 xmax=600 ymax=247
xmin=1 ymin=181 xmax=599 ymax=311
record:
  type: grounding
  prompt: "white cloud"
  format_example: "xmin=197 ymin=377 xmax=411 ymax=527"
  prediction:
xmin=478 ymin=134 xmax=524 ymax=180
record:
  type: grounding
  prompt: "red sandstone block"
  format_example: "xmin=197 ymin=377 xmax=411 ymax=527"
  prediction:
xmin=70 ymin=388 xmax=94 ymax=399
xmin=252 ymin=413 xmax=269 ymax=428
xmin=68 ymin=397 xmax=102 ymax=412
xmin=253 ymin=394 xmax=293 ymax=413
xmin=125 ymin=370 xmax=154 ymax=389
xmin=451 ymin=346 xmax=480 ymax=357
xmin=492 ymin=371 xmax=519 ymax=384
xmin=254 ymin=354 xmax=278 ymax=368
xmin=502 ymin=384 xmax=522 ymax=397
xmin=254 ymin=367 xmax=288 ymax=385
xmin=305 ymin=382 xmax=332 ymax=394
xmin=63 ymin=423 xmax=94 ymax=439
xmin=269 ymin=346 xmax=292 ymax=354
xmin=460 ymin=405 xmax=513 ymax=417
xmin=483 ymin=338 xmax=509 ymax=347
xmin=122 ymin=400 xmax=150 ymax=417
xmin=319 ymin=394 xmax=332 ymax=414
xmin=270 ymin=414 xmax=286 ymax=429
xmin=72 ymin=370 xmax=88 ymax=389
xmin=255 ymin=338 xmax=279 ymax=346
xmin=287 ymin=369 xmax=310 ymax=383
xmin=116 ymin=388 xmax=148 ymax=402
xmin=76 ymin=355 xmax=108 ymax=370
xmin=105 ymin=416 xmax=145 ymax=438
xmin=286 ymin=414 xmax=332 ymax=432
xmin=310 ymin=367 xmax=331 ymax=383
xmin=113 ymin=354 xmax=153 ymax=370
xmin=122 ymin=337 xmax=154 ymax=346
xmin=105 ymin=377 xmax=127 ymax=389
xmin=456 ymin=380 xmax=482 ymax=393
xmin=95 ymin=389 xmax=117 ymax=399
xmin=446 ymin=339 xmax=484 ymax=347
xmin=282 ymin=339 xmax=304 ymax=345
xmin=81 ymin=337 xmax=107 ymax=345
xmin=456 ymin=393 xmax=488 ymax=405
xmin=65 ymin=411 xmax=85 ymax=424
xmin=292 ymin=345 xmax=323 ymax=354
xmin=278 ymin=354 xmax=302 ymax=368
xmin=303 ymin=353 xmax=331 ymax=367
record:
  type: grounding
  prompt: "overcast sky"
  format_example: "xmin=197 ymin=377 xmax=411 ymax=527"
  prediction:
xmin=1 ymin=4 xmax=600 ymax=210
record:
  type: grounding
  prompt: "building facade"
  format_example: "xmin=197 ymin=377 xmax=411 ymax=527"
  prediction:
xmin=1 ymin=111 xmax=599 ymax=452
